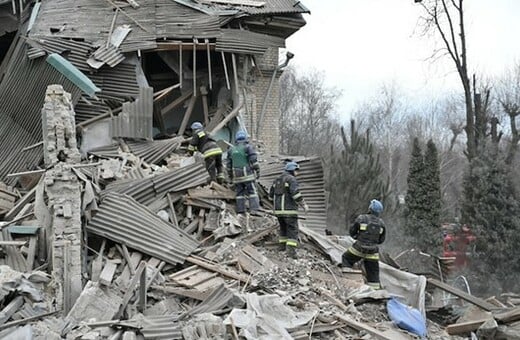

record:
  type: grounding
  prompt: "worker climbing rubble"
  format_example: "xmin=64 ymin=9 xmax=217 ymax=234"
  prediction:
xmin=187 ymin=121 xmax=225 ymax=184
xmin=226 ymin=131 xmax=261 ymax=215
xmin=341 ymin=199 xmax=386 ymax=289
xmin=269 ymin=161 xmax=309 ymax=259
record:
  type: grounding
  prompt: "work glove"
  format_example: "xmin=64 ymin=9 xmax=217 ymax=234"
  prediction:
xmin=302 ymin=202 xmax=309 ymax=213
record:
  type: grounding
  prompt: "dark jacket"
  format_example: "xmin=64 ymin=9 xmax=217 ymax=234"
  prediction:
xmin=350 ymin=213 xmax=386 ymax=253
xmin=188 ymin=130 xmax=222 ymax=158
xmin=269 ymin=172 xmax=303 ymax=216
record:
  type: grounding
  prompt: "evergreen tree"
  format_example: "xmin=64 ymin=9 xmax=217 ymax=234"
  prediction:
xmin=404 ymin=138 xmax=442 ymax=254
xmin=404 ymin=138 xmax=425 ymax=240
xmin=422 ymin=139 xmax=442 ymax=253
xmin=461 ymin=143 xmax=520 ymax=293
xmin=328 ymin=120 xmax=391 ymax=227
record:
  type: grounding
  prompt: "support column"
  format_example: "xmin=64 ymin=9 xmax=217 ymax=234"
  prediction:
xmin=41 ymin=85 xmax=83 ymax=313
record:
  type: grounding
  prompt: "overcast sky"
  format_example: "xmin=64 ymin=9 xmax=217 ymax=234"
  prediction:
xmin=285 ymin=0 xmax=520 ymax=120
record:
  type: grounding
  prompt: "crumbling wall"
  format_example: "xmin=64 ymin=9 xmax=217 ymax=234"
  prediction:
xmin=42 ymin=85 xmax=83 ymax=313
xmin=251 ymin=47 xmax=281 ymax=155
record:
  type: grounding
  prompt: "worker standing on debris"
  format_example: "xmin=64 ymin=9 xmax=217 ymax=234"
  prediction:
xmin=188 ymin=122 xmax=225 ymax=184
xmin=342 ymin=199 xmax=386 ymax=289
xmin=226 ymin=131 xmax=261 ymax=215
xmin=269 ymin=161 xmax=309 ymax=259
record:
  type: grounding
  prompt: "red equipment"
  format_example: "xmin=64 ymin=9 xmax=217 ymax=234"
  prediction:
xmin=442 ymin=223 xmax=476 ymax=269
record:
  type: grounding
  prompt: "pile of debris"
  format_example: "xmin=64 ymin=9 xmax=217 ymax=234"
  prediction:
xmin=0 ymin=87 xmax=518 ymax=339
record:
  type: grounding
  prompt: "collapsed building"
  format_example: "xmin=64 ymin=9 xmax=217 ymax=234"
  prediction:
xmin=0 ymin=0 xmax=520 ymax=339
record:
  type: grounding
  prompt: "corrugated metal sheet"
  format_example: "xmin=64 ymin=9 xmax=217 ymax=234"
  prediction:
xmin=90 ymin=63 xmax=141 ymax=99
xmin=258 ymin=157 xmax=327 ymax=233
xmin=87 ymin=193 xmax=199 ymax=265
xmin=111 ymin=87 xmax=153 ymax=140
xmin=0 ymin=35 xmax=82 ymax=183
xmin=74 ymin=98 xmax=111 ymax=123
xmin=184 ymin=283 xmax=235 ymax=317
xmin=199 ymin=0 xmax=309 ymax=15
xmin=155 ymin=0 xmax=222 ymax=39
xmin=103 ymin=161 xmax=209 ymax=205
xmin=116 ymin=315 xmax=182 ymax=339
xmin=125 ymin=137 xmax=184 ymax=165
xmin=25 ymin=37 xmax=93 ymax=71
xmin=216 ymin=28 xmax=284 ymax=54
xmin=30 ymin=0 xmax=156 ymax=49
xmin=92 ymin=45 xmax=125 ymax=68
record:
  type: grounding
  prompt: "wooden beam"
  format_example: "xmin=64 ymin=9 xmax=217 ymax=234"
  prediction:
xmin=116 ymin=261 xmax=147 ymax=319
xmin=160 ymin=90 xmax=193 ymax=116
xmin=427 ymin=278 xmax=498 ymax=311
xmin=494 ymin=307 xmax=520 ymax=324
xmin=186 ymin=256 xmax=250 ymax=283
xmin=446 ymin=319 xmax=490 ymax=335
xmin=177 ymin=94 xmax=197 ymax=136
xmin=335 ymin=313 xmax=394 ymax=340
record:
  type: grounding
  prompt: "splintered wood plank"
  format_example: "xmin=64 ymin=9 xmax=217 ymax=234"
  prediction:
xmin=193 ymin=276 xmax=225 ymax=291
xmin=25 ymin=236 xmax=37 ymax=271
xmin=242 ymin=245 xmax=274 ymax=269
xmin=169 ymin=265 xmax=199 ymax=281
xmin=494 ymin=307 xmax=520 ymax=324
xmin=446 ymin=319 xmax=490 ymax=335
xmin=427 ymin=278 xmax=498 ymax=311
xmin=177 ymin=271 xmax=218 ymax=288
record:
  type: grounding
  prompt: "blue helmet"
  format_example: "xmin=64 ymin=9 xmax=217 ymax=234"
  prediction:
xmin=191 ymin=121 xmax=203 ymax=131
xmin=285 ymin=161 xmax=300 ymax=172
xmin=369 ymin=199 xmax=383 ymax=215
xmin=235 ymin=131 xmax=247 ymax=142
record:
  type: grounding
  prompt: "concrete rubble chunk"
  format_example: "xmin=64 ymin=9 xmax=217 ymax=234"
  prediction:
xmin=63 ymin=281 xmax=123 ymax=335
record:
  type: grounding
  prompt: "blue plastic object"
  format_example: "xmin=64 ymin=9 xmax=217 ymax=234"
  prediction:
xmin=46 ymin=53 xmax=101 ymax=98
xmin=387 ymin=297 xmax=427 ymax=338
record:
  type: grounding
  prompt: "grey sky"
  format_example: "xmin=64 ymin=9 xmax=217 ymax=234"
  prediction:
xmin=285 ymin=0 xmax=520 ymax=119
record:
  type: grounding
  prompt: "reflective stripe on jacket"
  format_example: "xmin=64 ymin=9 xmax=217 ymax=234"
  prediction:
xmin=269 ymin=172 xmax=303 ymax=216
xmin=189 ymin=130 xmax=222 ymax=158
xmin=349 ymin=213 xmax=386 ymax=253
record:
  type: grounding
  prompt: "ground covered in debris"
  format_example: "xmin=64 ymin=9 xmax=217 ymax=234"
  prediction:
xmin=1 ymin=140 xmax=519 ymax=339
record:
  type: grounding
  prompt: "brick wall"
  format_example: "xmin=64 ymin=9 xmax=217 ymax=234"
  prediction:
xmin=244 ymin=47 xmax=281 ymax=155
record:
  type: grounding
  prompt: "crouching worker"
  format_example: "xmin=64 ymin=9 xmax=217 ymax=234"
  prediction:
xmin=269 ymin=161 xmax=308 ymax=259
xmin=342 ymin=199 xmax=386 ymax=289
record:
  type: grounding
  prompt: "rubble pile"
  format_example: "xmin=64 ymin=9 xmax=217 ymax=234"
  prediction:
xmin=1 ymin=129 xmax=520 ymax=339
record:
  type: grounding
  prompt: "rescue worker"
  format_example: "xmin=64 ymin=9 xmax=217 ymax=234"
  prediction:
xmin=188 ymin=122 xmax=224 ymax=183
xmin=269 ymin=161 xmax=309 ymax=259
xmin=342 ymin=199 xmax=386 ymax=289
xmin=226 ymin=131 xmax=260 ymax=214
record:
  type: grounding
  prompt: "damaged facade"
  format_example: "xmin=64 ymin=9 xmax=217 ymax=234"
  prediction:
xmin=1 ymin=0 xmax=520 ymax=339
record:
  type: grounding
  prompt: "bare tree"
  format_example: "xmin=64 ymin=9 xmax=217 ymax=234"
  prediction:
xmin=495 ymin=62 xmax=520 ymax=164
xmin=417 ymin=0 xmax=477 ymax=159
xmin=279 ymin=67 xmax=342 ymax=156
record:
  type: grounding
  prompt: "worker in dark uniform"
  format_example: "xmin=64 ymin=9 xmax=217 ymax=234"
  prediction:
xmin=226 ymin=131 xmax=260 ymax=214
xmin=342 ymin=199 xmax=386 ymax=289
xmin=188 ymin=122 xmax=224 ymax=183
xmin=269 ymin=161 xmax=309 ymax=259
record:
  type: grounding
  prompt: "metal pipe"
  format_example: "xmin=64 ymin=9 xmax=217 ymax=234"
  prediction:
xmin=256 ymin=51 xmax=294 ymax=139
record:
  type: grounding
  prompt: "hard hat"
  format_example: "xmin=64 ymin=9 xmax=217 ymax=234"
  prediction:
xmin=369 ymin=199 xmax=383 ymax=215
xmin=235 ymin=131 xmax=247 ymax=142
xmin=285 ymin=161 xmax=300 ymax=172
xmin=191 ymin=122 xmax=203 ymax=130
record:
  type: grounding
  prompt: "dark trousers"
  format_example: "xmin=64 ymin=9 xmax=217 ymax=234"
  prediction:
xmin=235 ymin=180 xmax=259 ymax=213
xmin=277 ymin=216 xmax=299 ymax=247
xmin=205 ymin=155 xmax=223 ymax=182
xmin=342 ymin=249 xmax=380 ymax=286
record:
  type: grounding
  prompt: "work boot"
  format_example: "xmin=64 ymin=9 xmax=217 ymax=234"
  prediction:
xmin=278 ymin=243 xmax=286 ymax=251
xmin=287 ymin=246 xmax=297 ymax=259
